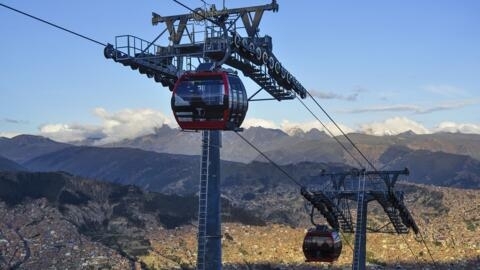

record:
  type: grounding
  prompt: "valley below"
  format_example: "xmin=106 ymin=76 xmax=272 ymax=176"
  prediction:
xmin=1 ymin=130 xmax=480 ymax=269
xmin=0 ymin=171 xmax=478 ymax=269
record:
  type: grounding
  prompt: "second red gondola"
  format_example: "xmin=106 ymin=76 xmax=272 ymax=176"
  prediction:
xmin=303 ymin=225 xmax=342 ymax=263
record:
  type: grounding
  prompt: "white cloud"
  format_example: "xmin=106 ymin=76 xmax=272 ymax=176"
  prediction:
xmin=3 ymin=118 xmax=28 ymax=124
xmin=36 ymin=108 xmax=480 ymax=144
xmin=360 ymin=117 xmax=430 ymax=136
xmin=0 ymin=132 xmax=21 ymax=138
xmin=418 ymin=100 xmax=477 ymax=114
xmin=279 ymin=117 xmax=480 ymax=136
xmin=39 ymin=123 xmax=103 ymax=143
xmin=434 ymin=122 xmax=480 ymax=134
xmin=242 ymin=118 xmax=278 ymax=129
xmin=345 ymin=104 xmax=419 ymax=114
xmin=40 ymin=107 xmax=175 ymax=144
xmin=422 ymin=84 xmax=467 ymax=97
xmin=343 ymin=100 xmax=477 ymax=114
xmin=230 ymin=117 xmax=357 ymax=137
xmin=91 ymin=108 xmax=175 ymax=143
xmin=309 ymin=89 xmax=361 ymax=101
xmin=280 ymin=120 xmax=354 ymax=137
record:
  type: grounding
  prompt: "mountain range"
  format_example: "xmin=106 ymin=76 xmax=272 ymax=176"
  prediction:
xmin=1 ymin=127 xmax=479 ymax=190
xmin=102 ymin=125 xmax=480 ymax=165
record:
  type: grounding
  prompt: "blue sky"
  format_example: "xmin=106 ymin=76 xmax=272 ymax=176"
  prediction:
xmin=1 ymin=0 xmax=479 ymax=142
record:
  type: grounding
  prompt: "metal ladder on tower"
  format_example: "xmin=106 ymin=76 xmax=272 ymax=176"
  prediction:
xmin=353 ymin=173 xmax=368 ymax=270
xmin=197 ymin=131 xmax=210 ymax=270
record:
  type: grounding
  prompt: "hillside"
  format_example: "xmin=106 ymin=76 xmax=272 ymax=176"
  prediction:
xmin=0 ymin=171 xmax=478 ymax=269
xmin=139 ymin=182 xmax=480 ymax=269
xmin=23 ymin=145 xmax=345 ymax=194
xmin=0 ymin=155 xmax=26 ymax=171
xmin=380 ymin=146 xmax=480 ymax=188
xmin=0 ymin=171 xmax=263 ymax=269
xmin=21 ymin=143 xmax=480 ymax=195
xmin=24 ymin=146 xmax=200 ymax=192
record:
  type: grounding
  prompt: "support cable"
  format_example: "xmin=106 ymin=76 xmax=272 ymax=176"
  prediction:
xmin=340 ymin=231 xmax=354 ymax=252
xmin=234 ymin=131 xmax=304 ymax=188
xmin=304 ymin=90 xmax=377 ymax=171
xmin=406 ymin=178 xmax=439 ymax=268
xmin=417 ymin=233 xmax=439 ymax=269
xmin=0 ymin=3 xmax=106 ymax=47
xmin=297 ymin=98 xmax=365 ymax=169
xmin=401 ymin=234 xmax=420 ymax=263
xmin=409 ymin=208 xmax=439 ymax=268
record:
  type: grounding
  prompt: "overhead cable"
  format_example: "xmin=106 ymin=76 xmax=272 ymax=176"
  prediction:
xmin=0 ymin=3 xmax=106 ymax=47
xmin=305 ymin=90 xmax=377 ymax=171
xmin=297 ymin=98 xmax=365 ymax=169
xmin=234 ymin=131 xmax=304 ymax=188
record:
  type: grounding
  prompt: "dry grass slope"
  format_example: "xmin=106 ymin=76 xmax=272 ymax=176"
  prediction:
xmin=140 ymin=183 xmax=480 ymax=269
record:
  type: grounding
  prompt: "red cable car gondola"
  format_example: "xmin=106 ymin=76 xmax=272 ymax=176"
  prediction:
xmin=303 ymin=225 xmax=342 ymax=263
xmin=171 ymin=70 xmax=248 ymax=130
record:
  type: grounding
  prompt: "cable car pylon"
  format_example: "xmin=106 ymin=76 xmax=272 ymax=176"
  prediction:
xmin=301 ymin=168 xmax=419 ymax=269
xmin=197 ymin=130 xmax=222 ymax=269
xmin=104 ymin=1 xmax=308 ymax=269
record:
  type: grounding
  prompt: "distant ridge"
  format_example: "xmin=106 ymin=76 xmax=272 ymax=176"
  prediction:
xmin=0 ymin=134 xmax=70 ymax=163
xmin=0 ymin=155 xmax=26 ymax=172
xmin=380 ymin=146 xmax=480 ymax=189
xmin=23 ymin=146 xmax=200 ymax=192
xmin=4 ymin=128 xmax=480 ymax=164
xmin=3 ymin=128 xmax=480 ymax=190
xmin=100 ymin=126 xmax=480 ymax=164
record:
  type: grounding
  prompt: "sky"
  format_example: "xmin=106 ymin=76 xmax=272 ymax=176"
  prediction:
xmin=1 ymin=0 xmax=479 ymax=143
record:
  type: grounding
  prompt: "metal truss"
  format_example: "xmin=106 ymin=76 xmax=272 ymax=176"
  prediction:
xmin=302 ymin=168 xmax=419 ymax=235
xmin=104 ymin=0 xmax=306 ymax=100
